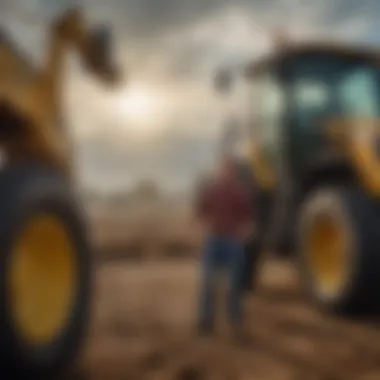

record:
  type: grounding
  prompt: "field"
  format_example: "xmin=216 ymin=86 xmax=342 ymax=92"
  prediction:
xmin=76 ymin=202 xmax=380 ymax=380
xmin=89 ymin=199 xmax=202 ymax=261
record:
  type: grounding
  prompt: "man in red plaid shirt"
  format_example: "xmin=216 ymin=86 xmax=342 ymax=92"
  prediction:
xmin=196 ymin=154 xmax=254 ymax=335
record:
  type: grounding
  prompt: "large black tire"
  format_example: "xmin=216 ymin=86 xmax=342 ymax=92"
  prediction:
xmin=0 ymin=163 xmax=91 ymax=378
xmin=296 ymin=185 xmax=380 ymax=315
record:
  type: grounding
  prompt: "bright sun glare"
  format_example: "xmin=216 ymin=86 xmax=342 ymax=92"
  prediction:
xmin=116 ymin=86 xmax=159 ymax=128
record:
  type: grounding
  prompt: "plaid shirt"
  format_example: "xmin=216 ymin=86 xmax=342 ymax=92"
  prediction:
xmin=197 ymin=176 xmax=253 ymax=237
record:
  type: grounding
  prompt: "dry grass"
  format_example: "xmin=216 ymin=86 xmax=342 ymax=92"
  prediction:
xmin=89 ymin=200 xmax=203 ymax=261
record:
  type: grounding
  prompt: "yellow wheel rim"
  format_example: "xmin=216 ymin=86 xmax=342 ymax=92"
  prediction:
xmin=9 ymin=214 xmax=77 ymax=346
xmin=306 ymin=214 xmax=350 ymax=297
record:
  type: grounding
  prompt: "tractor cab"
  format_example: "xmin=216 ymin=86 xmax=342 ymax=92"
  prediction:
xmin=245 ymin=43 xmax=380 ymax=189
xmin=243 ymin=42 xmax=380 ymax=315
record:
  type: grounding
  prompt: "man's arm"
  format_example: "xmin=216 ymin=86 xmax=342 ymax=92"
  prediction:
xmin=236 ymin=184 xmax=255 ymax=241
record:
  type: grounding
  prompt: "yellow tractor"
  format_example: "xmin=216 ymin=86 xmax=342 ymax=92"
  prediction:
xmin=0 ymin=7 xmax=120 ymax=378
xmin=242 ymin=40 xmax=380 ymax=316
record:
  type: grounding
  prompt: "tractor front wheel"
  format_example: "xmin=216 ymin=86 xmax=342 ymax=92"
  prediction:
xmin=0 ymin=163 xmax=91 ymax=378
xmin=296 ymin=186 xmax=380 ymax=315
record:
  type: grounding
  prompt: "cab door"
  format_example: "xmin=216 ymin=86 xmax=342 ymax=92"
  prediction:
xmin=286 ymin=56 xmax=344 ymax=176
xmin=247 ymin=70 xmax=289 ymax=247
xmin=248 ymin=71 xmax=286 ymax=192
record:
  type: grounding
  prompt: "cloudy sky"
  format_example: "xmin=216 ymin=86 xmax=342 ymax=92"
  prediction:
xmin=1 ymin=0 xmax=379 ymax=194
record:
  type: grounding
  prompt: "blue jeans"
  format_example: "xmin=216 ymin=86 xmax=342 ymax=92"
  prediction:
xmin=198 ymin=235 xmax=245 ymax=328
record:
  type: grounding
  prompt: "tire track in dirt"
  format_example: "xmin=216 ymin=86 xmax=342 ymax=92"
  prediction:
xmin=80 ymin=261 xmax=380 ymax=380
xmin=158 ymin=289 xmax=380 ymax=379
xmin=255 ymin=289 xmax=380 ymax=353
xmin=243 ymin=290 xmax=380 ymax=379
xmin=134 ymin=298 xmax=379 ymax=379
xmin=141 ymin=326 xmax=346 ymax=380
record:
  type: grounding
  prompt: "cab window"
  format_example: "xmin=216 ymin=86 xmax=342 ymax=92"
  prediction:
xmin=248 ymin=72 xmax=285 ymax=165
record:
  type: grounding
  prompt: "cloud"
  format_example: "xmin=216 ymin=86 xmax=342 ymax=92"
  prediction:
xmin=1 ymin=0 xmax=379 ymax=193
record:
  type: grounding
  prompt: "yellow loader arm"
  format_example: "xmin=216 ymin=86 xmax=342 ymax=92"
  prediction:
xmin=0 ymin=8 xmax=121 ymax=179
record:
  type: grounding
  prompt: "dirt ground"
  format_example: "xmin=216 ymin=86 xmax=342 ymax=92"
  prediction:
xmin=77 ymin=258 xmax=380 ymax=380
